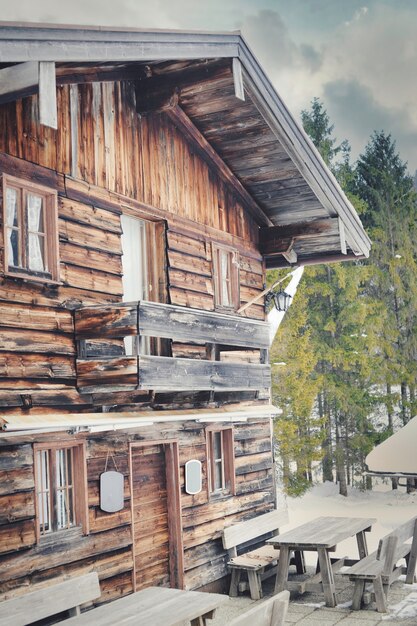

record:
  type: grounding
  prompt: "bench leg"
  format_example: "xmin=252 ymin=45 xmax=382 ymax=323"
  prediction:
xmin=274 ymin=546 xmax=291 ymax=594
xmin=247 ymin=570 xmax=262 ymax=600
xmin=373 ymin=577 xmax=387 ymax=613
xmin=293 ymin=550 xmax=306 ymax=574
xmin=317 ymin=548 xmax=337 ymax=608
xmin=351 ymin=580 xmax=365 ymax=610
xmin=68 ymin=607 xmax=81 ymax=618
xmin=229 ymin=569 xmax=241 ymax=597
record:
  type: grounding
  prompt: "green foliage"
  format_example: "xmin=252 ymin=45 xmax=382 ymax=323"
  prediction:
xmin=272 ymin=100 xmax=417 ymax=497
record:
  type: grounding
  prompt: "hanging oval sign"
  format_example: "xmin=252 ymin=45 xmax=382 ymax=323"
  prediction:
xmin=185 ymin=459 xmax=202 ymax=495
xmin=100 ymin=470 xmax=124 ymax=513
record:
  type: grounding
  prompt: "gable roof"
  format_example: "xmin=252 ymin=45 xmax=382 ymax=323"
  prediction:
xmin=0 ymin=22 xmax=371 ymax=267
xmin=366 ymin=417 xmax=417 ymax=476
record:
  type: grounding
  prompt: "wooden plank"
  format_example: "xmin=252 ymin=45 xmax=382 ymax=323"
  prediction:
xmin=0 ymin=526 xmax=132 ymax=584
xmin=58 ymin=197 xmax=122 ymax=234
xmin=74 ymin=300 xmax=269 ymax=348
xmin=138 ymin=355 xmax=270 ymax=391
xmin=0 ymin=61 xmax=38 ymax=104
xmin=0 ymin=467 xmax=34 ymax=496
xmin=223 ymin=509 xmax=288 ymax=549
xmin=0 ymin=353 xmax=75 ymax=381
xmin=0 ymin=302 xmax=73 ymax=333
xmin=0 ymin=520 xmax=36 ymax=555
xmin=0 ymin=491 xmax=35 ymax=525
xmin=0 ymin=573 xmax=100 ymax=626
xmin=0 ymin=329 xmax=75 ymax=355
xmin=38 ymin=62 xmax=57 ymax=129
xmin=139 ymin=301 xmax=269 ymax=348
xmin=232 ymin=58 xmax=245 ymax=102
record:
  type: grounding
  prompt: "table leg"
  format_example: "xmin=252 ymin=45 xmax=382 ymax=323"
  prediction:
xmin=317 ymin=548 xmax=337 ymax=608
xmin=274 ymin=546 xmax=291 ymax=594
xmin=356 ymin=531 xmax=368 ymax=559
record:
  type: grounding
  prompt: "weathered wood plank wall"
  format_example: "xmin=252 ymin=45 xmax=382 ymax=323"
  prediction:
xmin=0 ymin=82 xmax=265 ymax=413
xmin=0 ymin=418 xmax=273 ymax=599
xmin=0 ymin=80 xmax=273 ymax=597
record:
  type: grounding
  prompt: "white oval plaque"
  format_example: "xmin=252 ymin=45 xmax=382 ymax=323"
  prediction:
xmin=185 ymin=459 xmax=202 ymax=495
xmin=100 ymin=470 xmax=124 ymax=512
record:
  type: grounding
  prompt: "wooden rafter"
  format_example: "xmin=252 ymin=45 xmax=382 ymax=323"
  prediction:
xmin=259 ymin=217 xmax=339 ymax=256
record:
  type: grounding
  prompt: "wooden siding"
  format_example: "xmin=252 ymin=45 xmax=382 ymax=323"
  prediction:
xmin=0 ymin=80 xmax=266 ymax=414
xmin=0 ymin=418 xmax=274 ymax=599
xmin=0 ymin=83 xmax=259 ymax=241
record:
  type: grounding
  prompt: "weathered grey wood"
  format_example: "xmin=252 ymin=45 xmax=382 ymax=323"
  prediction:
xmin=0 ymin=572 xmax=101 ymax=626
xmin=356 ymin=530 xmax=368 ymax=559
xmin=274 ymin=545 xmax=290 ymax=594
xmin=269 ymin=516 xmax=375 ymax=606
xmin=352 ymin=579 xmax=365 ymax=611
xmin=343 ymin=517 xmax=417 ymax=612
xmin=223 ymin=510 xmax=288 ymax=600
xmin=63 ymin=586 xmax=227 ymax=625
xmin=406 ymin=519 xmax=417 ymax=583
xmin=317 ymin=547 xmax=337 ymax=608
xmin=75 ymin=300 xmax=270 ymax=348
xmin=267 ymin=517 xmax=375 ymax=550
xmin=223 ymin=510 xmax=289 ymax=549
xmin=39 ymin=61 xmax=57 ymax=128
xmin=139 ymin=355 xmax=271 ymax=391
xmin=229 ymin=591 xmax=289 ymax=626
xmin=232 ymin=57 xmax=245 ymax=101
xmin=0 ymin=60 xmax=38 ymax=103
xmin=76 ymin=355 xmax=271 ymax=393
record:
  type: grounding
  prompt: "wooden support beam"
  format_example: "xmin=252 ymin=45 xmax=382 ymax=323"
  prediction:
xmin=282 ymin=248 xmax=297 ymax=264
xmin=165 ymin=104 xmax=272 ymax=227
xmin=232 ymin=57 xmax=245 ymax=101
xmin=39 ymin=62 xmax=57 ymax=129
xmin=259 ymin=217 xmax=339 ymax=256
xmin=0 ymin=61 xmax=57 ymax=129
xmin=0 ymin=61 xmax=38 ymax=103
xmin=338 ymin=217 xmax=347 ymax=255
xmin=135 ymin=59 xmax=231 ymax=114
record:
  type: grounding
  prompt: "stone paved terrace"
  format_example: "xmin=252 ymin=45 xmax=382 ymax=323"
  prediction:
xmin=210 ymin=572 xmax=417 ymax=626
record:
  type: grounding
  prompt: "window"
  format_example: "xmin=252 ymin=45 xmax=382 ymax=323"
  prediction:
xmin=212 ymin=244 xmax=239 ymax=311
xmin=34 ymin=442 xmax=88 ymax=540
xmin=3 ymin=175 xmax=59 ymax=283
xmin=207 ymin=427 xmax=235 ymax=497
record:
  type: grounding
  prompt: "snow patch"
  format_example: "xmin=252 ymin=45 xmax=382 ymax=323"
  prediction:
xmin=383 ymin=592 xmax=417 ymax=620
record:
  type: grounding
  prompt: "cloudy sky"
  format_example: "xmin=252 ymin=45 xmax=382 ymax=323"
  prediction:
xmin=1 ymin=0 xmax=417 ymax=172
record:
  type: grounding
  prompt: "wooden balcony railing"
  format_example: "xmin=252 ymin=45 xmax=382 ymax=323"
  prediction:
xmin=74 ymin=301 xmax=271 ymax=395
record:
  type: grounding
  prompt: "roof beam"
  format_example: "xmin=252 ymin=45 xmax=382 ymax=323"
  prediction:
xmin=0 ymin=61 xmax=38 ymax=103
xmin=165 ymin=104 xmax=272 ymax=227
xmin=0 ymin=60 xmax=57 ymax=128
xmin=259 ymin=217 xmax=339 ymax=256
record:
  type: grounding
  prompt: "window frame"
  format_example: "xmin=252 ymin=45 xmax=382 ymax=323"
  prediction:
xmin=212 ymin=243 xmax=240 ymax=312
xmin=33 ymin=441 xmax=89 ymax=543
xmin=206 ymin=426 xmax=236 ymax=499
xmin=2 ymin=174 xmax=59 ymax=284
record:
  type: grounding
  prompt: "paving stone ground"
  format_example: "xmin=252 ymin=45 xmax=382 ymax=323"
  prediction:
xmin=209 ymin=569 xmax=417 ymax=625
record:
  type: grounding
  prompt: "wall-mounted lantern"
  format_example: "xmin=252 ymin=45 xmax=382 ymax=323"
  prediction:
xmin=265 ymin=288 xmax=292 ymax=312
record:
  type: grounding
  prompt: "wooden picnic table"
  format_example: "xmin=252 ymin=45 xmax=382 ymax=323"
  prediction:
xmin=63 ymin=586 xmax=228 ymax=625
xmin=267 ymin=516 xmax=376 ymax=608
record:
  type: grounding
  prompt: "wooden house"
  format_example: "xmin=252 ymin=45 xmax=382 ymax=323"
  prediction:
xmin=0 ymin=23 xmax=371 ymax=604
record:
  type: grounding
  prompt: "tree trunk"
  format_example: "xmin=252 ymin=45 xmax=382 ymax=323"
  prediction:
xmin=401 ymin=382 xmax=408 ymax=424
xmin=320 ymin=391 xmax=333 ymax=482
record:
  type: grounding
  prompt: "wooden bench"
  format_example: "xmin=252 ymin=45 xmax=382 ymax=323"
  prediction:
xmin=342 ymin=516 xmax=417 ymax=612
xmin=0 ymin=572 xmax=101 ymax=626
xmin=229 ymin=590 xmax=290 ymax=626
xmin=222 ymin=509 xmax=305 ymax=600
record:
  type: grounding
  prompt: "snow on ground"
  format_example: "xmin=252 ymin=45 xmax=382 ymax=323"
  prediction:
xmin=281 ymin=480 xmax=417 ymax=565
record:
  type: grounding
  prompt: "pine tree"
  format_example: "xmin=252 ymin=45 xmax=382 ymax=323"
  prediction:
xmin=355 ymin=132 xmax=417 ymax=427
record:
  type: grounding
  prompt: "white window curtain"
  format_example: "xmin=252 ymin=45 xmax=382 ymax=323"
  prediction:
xmin=27 ymin=194 xmax=45 ymax=272
xmin=6 ymin=187 xmax=19 ymax=267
